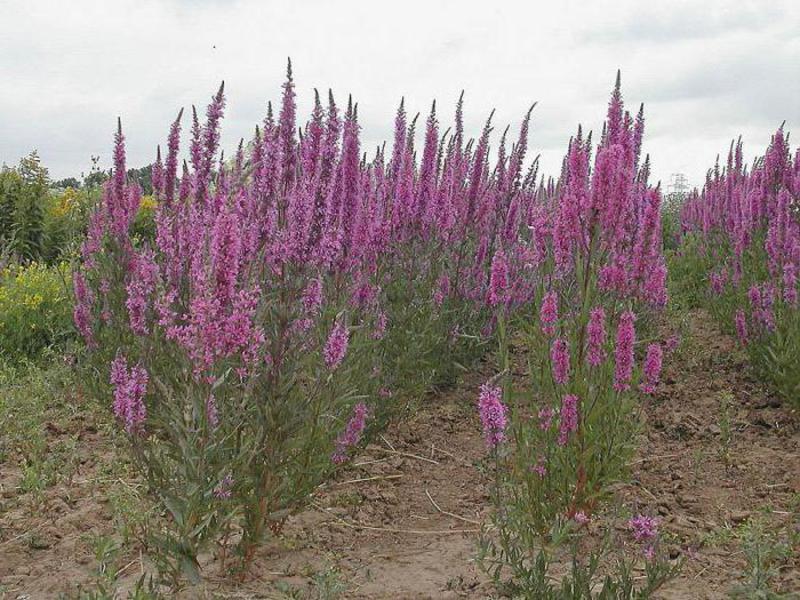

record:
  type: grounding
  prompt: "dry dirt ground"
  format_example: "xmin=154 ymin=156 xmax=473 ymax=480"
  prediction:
xmin=1 ymin=309 xmax=798 ymax=599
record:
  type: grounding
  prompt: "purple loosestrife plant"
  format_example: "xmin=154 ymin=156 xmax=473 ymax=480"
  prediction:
xmin=480 ymin=75 xmax=676 ymax=595
xmin=487 ymin=248 xmax=510 ymax=309
xmin=629 ymin=514 xmax=660 ymax=560
xmin=539 ymin=290 xmax=558 ymax=336
xmin=557 ymin=393 xmax=579 ymax=446
xmin=678 ymin=126 xmax=799 ymax=404
xmin=586 ymin=306 xmax=607 ymax=367
xmin=73 ymin=71 xmax=387 ymax=583
xmin=74 ymin=64 xmax=524 ymax=585
xmin=735 ymin=308 xmax=749 ymax=344
xmin=110 ymin=354 xmax=148 ymax=435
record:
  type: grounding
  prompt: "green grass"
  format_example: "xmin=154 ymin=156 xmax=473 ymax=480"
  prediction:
xmin=0 ymin=359 xmax=86 ymax=499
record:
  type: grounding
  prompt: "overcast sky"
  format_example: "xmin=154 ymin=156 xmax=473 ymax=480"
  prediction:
xmin=1 ymin=0 xmax=798 ymax=190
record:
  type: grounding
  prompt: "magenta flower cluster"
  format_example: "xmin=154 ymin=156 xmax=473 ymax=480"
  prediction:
xmin=613 ymin=311 xmax=636 ymax=392
xmin=539 ymin=291 xmax=558 ymax=336
xmin=557 ymin=394 xmax=579 ymax=446
xmin=640 ymin=343 xmax=663 ymax=394
xmin=551 ymin=338 xmax=571 ymax=385
xmin=324 ymin=318 xmax=350 ymax=370
xmin=332 ymin=402 xmax=369 ymax=464
xmin=545 ymin=74 xmax=668 ymax=308
xmin=629 ymin=514 xmax=659 ymax=542
xmin=628 ymin=514 xmax=659 ymax=560
xmin=110 ymin=354 xmax=148 ymax=435
xmin=681 ymin=127 xmax=799 ymax=346
xmin=75 ymin=62 xmax=554 ymax=445
xmin=586 ymin=306 xmax=607 ymax=367
xmin=487 ymin=248 xmax=509 ymax=308
xmin=478 ymin=382 xmax=508 ymax=449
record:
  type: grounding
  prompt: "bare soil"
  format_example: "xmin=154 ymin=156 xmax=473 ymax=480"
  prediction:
xmin=1 ymin=309 xmax=798 ymax=599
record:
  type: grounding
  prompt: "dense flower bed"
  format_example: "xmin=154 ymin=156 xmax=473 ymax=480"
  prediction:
xmin=679 ymin=129 xmax=799 ymax=403
xmin=74 ymin=62 xmax=543 ymax=582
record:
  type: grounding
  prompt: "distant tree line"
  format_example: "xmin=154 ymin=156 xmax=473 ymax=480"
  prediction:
xmin=52 ymin=163 xmax=153 ymax=195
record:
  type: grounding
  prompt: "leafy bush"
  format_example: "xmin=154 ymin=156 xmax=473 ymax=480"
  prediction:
xmin=130 ymin=194 xmax=157 ymax=242
xmin=2 ymin=159 xmax=100 ymax=266
xmin=0 ymin=152 xmax=49 ymax=262
xmin=42 ymin=185 xmax=98 ymax=263
xmin=0 ymin=261 xmax=73 ymax=359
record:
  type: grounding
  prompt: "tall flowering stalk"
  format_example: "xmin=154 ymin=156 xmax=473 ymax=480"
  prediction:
xmin=109 ymin=354 xmax=148 ymax=435
xmin=613 ymin=310 xmax=636 ymax=392
xmin=586 ymin=306 xmax=607 ymax=366
xmin=640 ymin=343 xmax=663 ymax=394
xmin=551 ymin=337 xmax=571 ymax=385
xmin=323 ymin=317 xmax=349 ymax=370
xmin=679 ymin=127 xmax=799 ymax=404
xmin=539 ymin=290 xmax=558 ymax=336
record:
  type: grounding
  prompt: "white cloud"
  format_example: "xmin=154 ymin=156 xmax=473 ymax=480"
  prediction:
xmin=0 ymin=0 xmax=797 ymax=189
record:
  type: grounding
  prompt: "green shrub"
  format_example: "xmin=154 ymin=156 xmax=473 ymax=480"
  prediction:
xmin=42 ymin=186 xmax=97 ymax=263
xmin=0 ymin=261 xmax=74 ymax=359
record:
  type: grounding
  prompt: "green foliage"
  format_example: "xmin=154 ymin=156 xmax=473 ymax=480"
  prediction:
xmin=0 ymin=360 xmax=82 ymax=499
xmin=672 ymin=232 xmax=800 ymax=406
xmin=375 ymin=244 xmax=487 ymax=427
xmin=746 ymin=312 xmax=800 ymax=403
xmin=127 ymin=164 xmax=154 ymax=196
xmin=730 ymin=515 xmax=798 ymax=599
xmin=479 ymin=517 xmax=680 ymax=599
xmin=76 ymin=533 xmax=164 ymax=600
xmin=274 ymin=565 xmax=349 ymax=600
xmin=54 ymin=176 xmax=82 ymax=189
xmin=665 ymin=240 xmax=707 ymax=312
xmin=131 ymin=195 xmax=157 ymax=242
xmin=43 ymin=185 xmax=100 ymax=263
xmin=661 ymin=197 xmax=685 ymax=252
xmin=0 ymin=151 xmax=49 ymax=261
xmin=1 ymin=152 xmax=103 ymax=265
xmin=0 ymin=261 xmax=74 ymax=360
xmin=0 ymin=168 xmax=23 ymax=248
